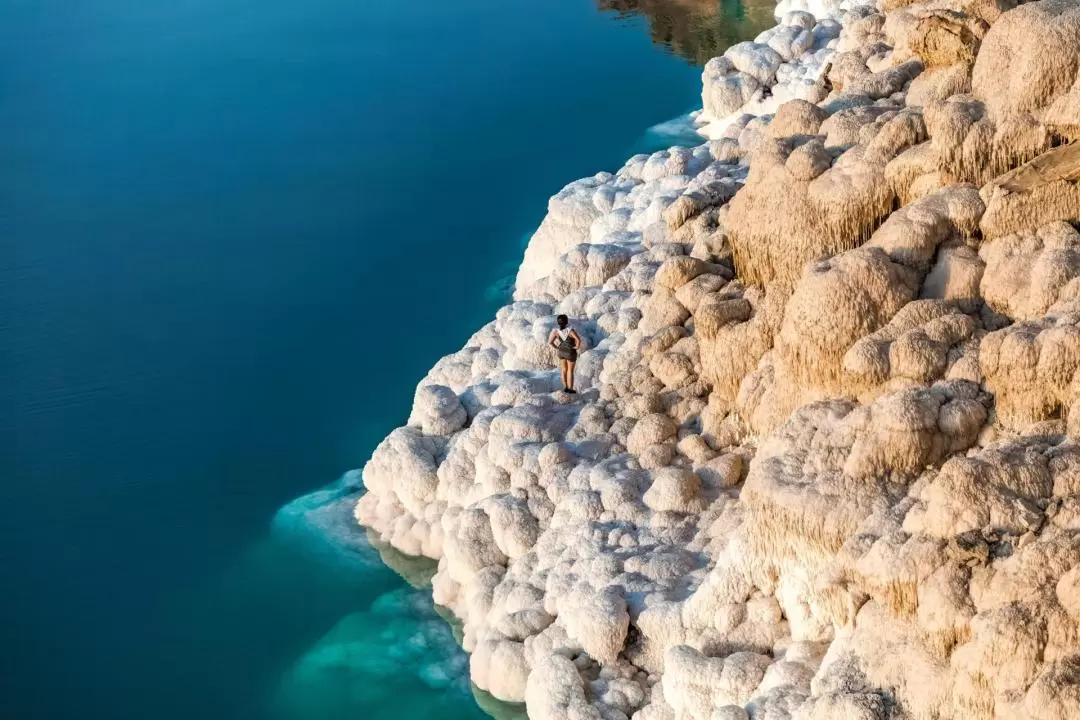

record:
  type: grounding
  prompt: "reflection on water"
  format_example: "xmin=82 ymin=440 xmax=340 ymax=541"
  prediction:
xmin=599 ymin=0 xmax=778 ymax=66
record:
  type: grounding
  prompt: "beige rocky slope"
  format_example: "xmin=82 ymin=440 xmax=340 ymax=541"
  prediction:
xmin=356 ymin=0 xmax=1080 ymax=717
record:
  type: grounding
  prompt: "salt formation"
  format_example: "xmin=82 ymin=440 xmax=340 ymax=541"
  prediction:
xmin=356 ymin=0 xmax=1080 ymax=717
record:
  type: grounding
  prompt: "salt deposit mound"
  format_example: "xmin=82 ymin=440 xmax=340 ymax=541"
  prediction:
xmin=356 ymin=0 xmax=1080 ymax=717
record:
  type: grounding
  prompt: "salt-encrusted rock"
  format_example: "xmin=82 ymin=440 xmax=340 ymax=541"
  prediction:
xmin=357 ymin=2 xmax=1080 ymax=717
xmin=548 ymin=243 xmax=634 ymax=297
xmin=471 ymin=636 xmax=531 ymax=702
xmin=767 ymin=99 xmax=829 ymax=138
xmin=662 ymin=646 xmax=771 ymax=718
xmin=864 ymin=184 xmax=983 ymax=273
xmin=710 ymin=707 xmax=749 ymax=720
xmin=924 ymin=94 xmax=1052 ymax=187
xmin=517 ymin=175 xmax=608 ymax=293
xmin=409 ymin=384 xmax=468 ymax=436
xmin=643 ymin=468 xmax=705 ymax=514
xmin=697 ymin=453 xmax=743 ymax=490
xmin=971 ymin=0 xmax=1080 ymax=119
xmin=979 ymin=143 xmax=1080 ymax=242
xmin=640 ymin=288 xmax=692 ymax=335
xmin=698 ymin=285 xmax=784 ymax=407
xmin=917 ymin=438 xmax=1052 ymax=538
xmin=727 ymin=42 xmax=785 ymax=85
xmin=906 ymin=62 xmax=972 ymax=107
xmin=742 ymin=384 xmax=986 ymax=566
xmin=980 ymin=222 xmax=1080 ymax=321
xmin=726 ymin=125 xmax=919 ymax=290
xmin=650 ymin=351 xmax=697 ymax=390
xmin=736 ymin=246 xmax=919 ymax=432
xmin=675 ymin=273 xmax=730 ymax=314
xmin=843 ymin=300 xmax=978 ymax=393
xmin=655 ymin=256 xmax=709 ymax=290
xmin=921 ymin=242 xmax=985 ymax=308
xmin=486 ymin=492 xmax=540 ymax=559
xmin=557 ymin=585 xmax=630 ymax=665
xmin=628 ymin=413 xmax=678 ymax=456
xmin=526 ymin=654 xmax=602 ymax=720
xmin=703 ymin=57 xmax=764 ymax=122
xmin=979 ymin=305 xmax=1080 ymax=431
xmin=843 ymin=58 xmax=925 ymax=99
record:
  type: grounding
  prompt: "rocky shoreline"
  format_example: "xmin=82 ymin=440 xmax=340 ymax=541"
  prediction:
xmin=356 ymin=0 xmax=1080 ymax=717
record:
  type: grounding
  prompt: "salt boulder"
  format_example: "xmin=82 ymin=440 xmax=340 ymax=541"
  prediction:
xmin=409 ymin=384 xmax=468 ymax=436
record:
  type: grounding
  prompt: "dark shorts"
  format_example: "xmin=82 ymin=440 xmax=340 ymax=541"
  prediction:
xmin=558 ymin=348 xmax=577 ymax=362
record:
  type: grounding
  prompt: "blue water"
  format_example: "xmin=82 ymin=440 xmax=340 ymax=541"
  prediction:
xmin=1 ymin=1 xmax=763 ymax=719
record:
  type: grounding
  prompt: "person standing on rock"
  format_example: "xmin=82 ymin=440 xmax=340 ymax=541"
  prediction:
xmin=549 ymin=314 xmax=581 ymax=394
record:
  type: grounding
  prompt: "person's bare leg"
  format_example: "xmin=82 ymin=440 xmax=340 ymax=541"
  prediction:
xmin=559 ymin=360 xmax=568 ymax=390
xmin=566 ymin=360 xmax=576 ymax=391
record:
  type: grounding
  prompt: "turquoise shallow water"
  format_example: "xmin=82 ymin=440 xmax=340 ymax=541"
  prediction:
xmin=1 ymin=1 xmax=766 ymax=718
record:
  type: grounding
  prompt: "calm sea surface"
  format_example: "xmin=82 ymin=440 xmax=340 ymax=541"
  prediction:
xmin=0 ymin=1 xmax=771 ymax=718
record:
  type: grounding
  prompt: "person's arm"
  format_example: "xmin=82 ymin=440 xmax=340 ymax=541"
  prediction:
xmin=569 ymin=329 xmax=582 ymax=350
xmin=548 ymin=330 xmax=559 ymax=349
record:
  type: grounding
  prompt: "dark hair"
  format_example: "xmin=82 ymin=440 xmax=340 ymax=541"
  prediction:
xmin=556 ymin=314 xmax=568 ymax=328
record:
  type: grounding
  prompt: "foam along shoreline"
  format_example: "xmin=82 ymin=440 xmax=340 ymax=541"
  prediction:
xmin=357 ymin=0 xmax=1080 ymax=717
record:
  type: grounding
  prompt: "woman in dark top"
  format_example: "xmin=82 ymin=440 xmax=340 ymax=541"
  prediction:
xmin=548 ymin=314 xmax=581 ymax=394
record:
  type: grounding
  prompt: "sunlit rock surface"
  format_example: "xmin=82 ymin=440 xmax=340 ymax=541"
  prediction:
xmin=356 ymin=0 xmax=1080 ymax=717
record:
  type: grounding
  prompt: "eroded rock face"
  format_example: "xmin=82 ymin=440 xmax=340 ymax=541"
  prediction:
xmin=357 ymin=0 xmax=1080 ymax=718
